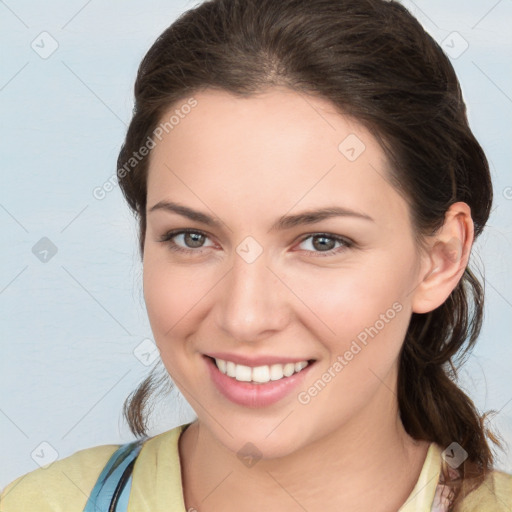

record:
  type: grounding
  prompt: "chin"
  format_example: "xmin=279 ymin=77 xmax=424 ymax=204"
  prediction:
xmin=204 ymin=416 xmax=314 ymax=461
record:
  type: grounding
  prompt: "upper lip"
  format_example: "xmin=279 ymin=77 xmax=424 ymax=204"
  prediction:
xmin=205 ymin=352 xmax=315 ymax=367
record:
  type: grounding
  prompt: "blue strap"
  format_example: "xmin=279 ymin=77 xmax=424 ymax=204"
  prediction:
xmin=115 ymin=473 xmax=133 ymax=511
xmin=83 ymin=439 xmax=145 ymax=512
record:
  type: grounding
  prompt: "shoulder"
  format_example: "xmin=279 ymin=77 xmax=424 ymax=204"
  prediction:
xmin=0 ymin=443 xmax=120 ymax=512
xmin=456 ymin=468 xmax=512 ymax=511
xmin=0 ymin=425 xmax=189 ymax=512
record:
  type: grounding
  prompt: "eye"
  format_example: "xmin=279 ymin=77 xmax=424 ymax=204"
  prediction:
xmin=159 ymin=229 xmax=354 ymax=257
xmin=296 ymin=233 xmax=353 ymax=256
xmin=159 ymin=229 xmax=215 ymax=254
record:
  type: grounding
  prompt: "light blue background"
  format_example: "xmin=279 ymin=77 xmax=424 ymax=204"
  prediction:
xmin=1 ymin=0 xmax=511 ymax=488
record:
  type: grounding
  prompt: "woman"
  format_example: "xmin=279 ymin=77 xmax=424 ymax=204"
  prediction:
xmin=1 ymin=0 xmax=511 ymax=510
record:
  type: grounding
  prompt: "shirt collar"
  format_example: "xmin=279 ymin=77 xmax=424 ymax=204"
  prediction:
xmin=399 ymin=443 xmax=443 ymax=511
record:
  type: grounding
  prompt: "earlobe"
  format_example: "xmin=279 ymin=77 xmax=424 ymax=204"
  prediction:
xmin=411 ymin=202 xmax=474 ymax=314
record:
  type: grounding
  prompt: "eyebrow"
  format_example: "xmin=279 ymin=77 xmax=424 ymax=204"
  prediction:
xmin=148 ymin=200 xmax=374 ymax=231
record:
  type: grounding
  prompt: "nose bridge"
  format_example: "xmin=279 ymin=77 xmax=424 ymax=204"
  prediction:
xmin=215 ymin=245 xmax=289 ymax=341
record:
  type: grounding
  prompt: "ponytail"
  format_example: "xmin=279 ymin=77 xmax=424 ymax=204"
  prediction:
xmin=398 ymin=267 xmax=501 ymax=505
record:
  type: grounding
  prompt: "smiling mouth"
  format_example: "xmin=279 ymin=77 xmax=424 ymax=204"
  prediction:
xmin=207 ymin=356 xmax=315 ymax=384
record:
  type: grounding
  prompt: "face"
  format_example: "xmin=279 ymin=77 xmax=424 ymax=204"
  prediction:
xmin=143 ymin=87 xmax=428 ymax=458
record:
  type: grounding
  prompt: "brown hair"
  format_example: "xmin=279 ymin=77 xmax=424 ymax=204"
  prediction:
xmin=117 ymin=0 xmax=502 ymax=505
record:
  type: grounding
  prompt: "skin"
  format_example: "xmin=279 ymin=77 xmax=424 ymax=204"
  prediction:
xmin=142 ymin=87 xmax=474 ymax=512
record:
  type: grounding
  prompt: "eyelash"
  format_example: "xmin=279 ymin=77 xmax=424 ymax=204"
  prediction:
xmin=158 ymin=229 xmax=354 ymax=257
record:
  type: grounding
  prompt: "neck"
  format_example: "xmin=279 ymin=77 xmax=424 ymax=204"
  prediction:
xmin=179 ymin=379 xmax=430 ymax=512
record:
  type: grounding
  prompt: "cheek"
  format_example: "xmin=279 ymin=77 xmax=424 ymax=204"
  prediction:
xmin=142 ymin=251 xmax=209 ymax=344
xmin=294 ymin=264 xmax=412 ymax=411
xmin=286 ymin=256 xmax=413 ymax=336
xmin=285 ymin=256 xmax=415 ymax=393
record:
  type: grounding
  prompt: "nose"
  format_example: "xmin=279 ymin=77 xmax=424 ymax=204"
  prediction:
xmin=214 ymin=249 xmax=291 ymax=343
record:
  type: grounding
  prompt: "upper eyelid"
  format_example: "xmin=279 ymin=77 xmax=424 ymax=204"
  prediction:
xmin=159 ymin=228 xmax=216 ymax=246
xmin=160 ymin=228 xmax=215 ymax=241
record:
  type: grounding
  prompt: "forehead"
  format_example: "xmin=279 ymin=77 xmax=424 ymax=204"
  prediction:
xmin=146 ymin=87 xmax=410 ymax=233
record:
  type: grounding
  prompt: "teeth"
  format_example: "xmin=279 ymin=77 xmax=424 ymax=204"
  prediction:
xmin=226 ymin=360 xmax=236 ymax=378
xmin=214 ymin=358 xmax=310 ymax=383
xmin=295 ymin=361 xmax=308 ymax=372
xmin=269 ymin=364 xmax=284 ymax=381
xmin=235 ymin=364 xmax=252 ymax=382
xmin=283 ymin=363 xmax=295 ymax=377
xmin=217 ymin=359 xmax=227 ymax=374
xmin=252 ymin=365 xmax=270 ymax=383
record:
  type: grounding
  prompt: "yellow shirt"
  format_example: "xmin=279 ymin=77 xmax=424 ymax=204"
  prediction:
xmin=1 ymin=423 xmax=511 ymax=511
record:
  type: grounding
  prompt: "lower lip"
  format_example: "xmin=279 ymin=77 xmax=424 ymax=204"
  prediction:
xmin=205 ymin=356 xmax=314 ymax=408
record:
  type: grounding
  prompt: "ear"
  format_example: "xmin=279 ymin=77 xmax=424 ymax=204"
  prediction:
xmin=412 ymin=202 xmax=474 ymax=314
